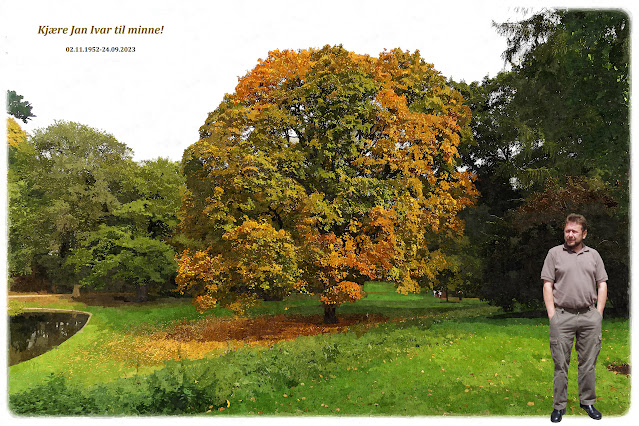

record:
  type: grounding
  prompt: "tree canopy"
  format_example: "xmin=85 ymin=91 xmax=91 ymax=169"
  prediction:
xmin=495 ymin=9 xmax=629 ymax=197
xmin=64 ymin=158 xmax=183 ymax=301
xmin=458 ymin=9 xmax=630 ymax=313
xmin=7 ymin=120 xmax=183 ymax=299
xmin=7 ymin=121 xmax=132 ymax=284
xmin=6 ymin=90 xmax=36 ymax=123
xmin=177 ymin=45 xmax=477 ymax=322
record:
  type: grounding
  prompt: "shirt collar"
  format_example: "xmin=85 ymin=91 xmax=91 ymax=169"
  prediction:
xmin=563 ymin=243 xmax=590 ymax=254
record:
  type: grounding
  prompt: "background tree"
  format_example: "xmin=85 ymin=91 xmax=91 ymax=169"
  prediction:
xmin=6 ymin=94 xmax=39 ymax=288
xmin=8 ymin=120 xmax=183 ymax=300
xmin=496 ymin=9 xmax=629 ymax=197
xmin=460 ymin=9 xmax=629 ymax=314
xmin=6 ymin=90 xmax=36 ymax=123
xmin=64 ymin=224 xmax=177 ymax=302
xmin=7 ymin=121 xmax=133 ymax=292
xmin=453 ymin=74 xmax=526 ymax=298
xmin=123 ymin=158 xmax=184 ymax=242
xmin=178 ymin=46 xmax=478 ymax=322
xmin=65 ymin=158 xmax=184 ymax=301
xmin=7 ymin=117 xmax=45 ymax=289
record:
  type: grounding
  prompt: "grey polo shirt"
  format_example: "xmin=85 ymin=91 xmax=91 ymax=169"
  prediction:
xmin=540 ymin=244 xmax=608 ymax=309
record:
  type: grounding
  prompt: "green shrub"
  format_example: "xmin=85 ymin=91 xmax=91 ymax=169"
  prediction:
xmin=9 ymin=373 xmax=98 ymax=415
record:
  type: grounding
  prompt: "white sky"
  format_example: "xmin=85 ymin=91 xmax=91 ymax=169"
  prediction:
xmin=0 ymin=0 xmax=557 ymax=162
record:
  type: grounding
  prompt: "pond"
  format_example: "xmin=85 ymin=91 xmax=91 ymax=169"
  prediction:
xmin=8 ymin=310 xmax=90 ymax=366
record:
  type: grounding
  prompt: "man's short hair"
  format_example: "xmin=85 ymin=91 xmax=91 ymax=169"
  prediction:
xmin=565 ymin=213 xmax=588 ymax=232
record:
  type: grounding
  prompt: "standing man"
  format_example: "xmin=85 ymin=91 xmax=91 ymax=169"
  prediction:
xmin=541 ymin=213 xmax=608 ymax=422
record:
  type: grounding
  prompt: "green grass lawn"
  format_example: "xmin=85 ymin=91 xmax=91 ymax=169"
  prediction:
xmin=207 ymin=316 xmax=629 ymax=417
xmin=8 ymin=283 xmax=631 ymax=417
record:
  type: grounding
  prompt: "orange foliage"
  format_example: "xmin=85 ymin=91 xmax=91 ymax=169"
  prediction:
xmin=320 ymin=281 xmax=363 ymax=305
xmin=178 ymin=45 xmax=478 ymax=318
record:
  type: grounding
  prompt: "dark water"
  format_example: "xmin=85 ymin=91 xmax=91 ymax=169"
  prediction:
xmin=8 ymin=311 xmax=90 ymax=366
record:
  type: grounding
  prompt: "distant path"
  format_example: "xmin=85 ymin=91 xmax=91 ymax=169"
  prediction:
xmin=8 ymin=293 xmax=72 ymax=306
xmin=8 ymin=293 xmax=70 ymax=300
xmin=8 ymin=294 xmax=64 ymax=298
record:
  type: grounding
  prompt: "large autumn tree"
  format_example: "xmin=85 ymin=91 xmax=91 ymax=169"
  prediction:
xmin=177 ymin=46 xmax=477 ymax=322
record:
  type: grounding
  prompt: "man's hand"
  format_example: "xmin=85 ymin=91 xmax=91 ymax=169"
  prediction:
xmin=597 ymin=281 xmax=607 ymax=317
xmin=543 ymin=280 xmax=556 ymax=320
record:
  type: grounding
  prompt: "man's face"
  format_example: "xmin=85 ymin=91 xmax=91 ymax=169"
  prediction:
xmin=564 ymin=221 xmax=587 ymax=249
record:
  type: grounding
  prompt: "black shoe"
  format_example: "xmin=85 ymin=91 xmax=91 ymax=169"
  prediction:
xmin=551 ymin=408 xmax=566 ymax=422
xmin=580 ymin=404 xmax=602 ymax=420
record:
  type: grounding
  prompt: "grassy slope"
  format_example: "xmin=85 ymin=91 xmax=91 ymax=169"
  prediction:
xmin=7 ymin=284 xmax=630 ymax=416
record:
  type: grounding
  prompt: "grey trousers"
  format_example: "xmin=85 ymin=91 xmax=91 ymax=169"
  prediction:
xmin=549 ymin=306 xmax=602 ymax=410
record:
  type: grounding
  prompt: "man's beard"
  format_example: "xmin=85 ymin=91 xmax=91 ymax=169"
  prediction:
xmin=565 ymin=239 xmax=581 ymax=248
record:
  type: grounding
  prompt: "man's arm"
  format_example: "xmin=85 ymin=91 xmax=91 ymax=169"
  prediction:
xmin=543 ymin=280 xmax=555 ymax=320
xmin=596 ymin=281 xmax=607 ymax=316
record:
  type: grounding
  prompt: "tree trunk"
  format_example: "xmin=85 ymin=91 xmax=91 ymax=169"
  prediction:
xmin=136 ymin=284 xmax=149 ymax=302
xmin=72 ymin=284 xmax=81 ymax=298
xmin=323 ymin=304 xmax=338 ymax=324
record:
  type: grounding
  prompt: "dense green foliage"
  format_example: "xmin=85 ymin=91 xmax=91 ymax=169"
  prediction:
xmin=8 ymin=121 xmax=133 ymax=285
xmin=457 ymin=9 xmax=630 ymax=313
xmin=497 ymin=9 xmax=629 ymax=194
xmin=6 ymin=90 xmax=35 ymax=123
xmin=65 ymin=158 xmax=183 ymax=300
xmin=7 ymin=120 xmax=183 ymax=297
